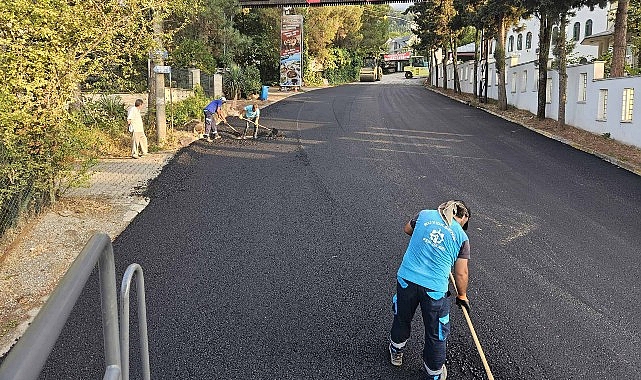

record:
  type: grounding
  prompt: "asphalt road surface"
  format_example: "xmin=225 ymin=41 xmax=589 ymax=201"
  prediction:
xmin=33 ymin=74 xmax=641 ymax=379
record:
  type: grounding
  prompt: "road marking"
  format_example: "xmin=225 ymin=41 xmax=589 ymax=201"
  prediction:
xmin=369 ymin=127 xmax=474 ymax=137
xmin=370 ymin=147 xmax=500 ymax=161
xmin=339 ymin=137 xmax=451 ymax=149
xmin=355 ymin=131 xmax=465 ymax=142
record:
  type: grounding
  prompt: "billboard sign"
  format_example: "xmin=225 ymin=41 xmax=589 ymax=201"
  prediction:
xmin=280 ymin=15 xmax=303 ymax=87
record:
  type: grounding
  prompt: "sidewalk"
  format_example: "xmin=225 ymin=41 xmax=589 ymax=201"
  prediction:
xmin=0 ymin=87 xmax=305 ymax=356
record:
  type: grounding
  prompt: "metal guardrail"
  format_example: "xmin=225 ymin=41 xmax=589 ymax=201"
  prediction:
xmin=0 ymin=233 xmax=151 ymax=380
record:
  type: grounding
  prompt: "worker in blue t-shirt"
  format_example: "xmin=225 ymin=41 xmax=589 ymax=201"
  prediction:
xmin=240 ymin=104 xmax=260 ymax=139
xmin=203 ymin=96 xmax=227 ymax=141
xmin=389 ymin=200 xmax=471 ymax=380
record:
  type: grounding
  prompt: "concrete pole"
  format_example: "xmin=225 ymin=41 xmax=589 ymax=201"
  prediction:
xmin=152 ymin=11 xmax=167 ymax=144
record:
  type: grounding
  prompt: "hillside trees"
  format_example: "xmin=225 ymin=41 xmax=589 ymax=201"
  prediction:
xmin=360 ymin=5 xmax=391 ymax=54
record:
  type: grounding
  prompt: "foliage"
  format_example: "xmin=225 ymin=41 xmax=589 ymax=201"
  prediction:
xmin=235 ymin=8 xmax=282 ymax=85
xmin=324 ymin=49 xmax=360 ymax=84
xmin=359 ymin=5 xmax=391 ymax=54
xmin=0 ymin=0 xmax=163 ymax=237
xmin=223 ymin=63 xmax=243 ymax=100
xmin=169 ymin=86 xmax=209 ymax=128
xmin=171 ymin=38 xmax=219 ymax=73
xmin=240 ymin=65 xmax=262 ymax=97
xmin=77 ymin=95 xmax=128 ymax=139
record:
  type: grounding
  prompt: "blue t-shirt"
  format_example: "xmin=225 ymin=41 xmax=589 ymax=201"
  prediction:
xmin=204 ymin=99 xmax=224 ymax=113
xmin=244 ymin=105 xmax=260 ymax=119
xmin=397 ymin=210 xmax=469 ymax=293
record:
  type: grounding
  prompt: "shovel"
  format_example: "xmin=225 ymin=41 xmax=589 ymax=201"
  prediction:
xmin=238 ymin=116 xmax=279 ymax=137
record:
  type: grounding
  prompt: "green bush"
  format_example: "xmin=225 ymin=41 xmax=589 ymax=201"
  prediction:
xmin=241 ymin=65 xmax=262 ymax=98
xmin=170 ymin=85 xmax=209 ymax=129
xmin=223 ymin=64 xmax=243 ymax=100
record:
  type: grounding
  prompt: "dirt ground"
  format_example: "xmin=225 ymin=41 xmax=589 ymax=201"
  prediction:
xmin=2 ymin=84 xmax=641 ymax=358
xmin=427 ymin=85 xmax=641 ymax=175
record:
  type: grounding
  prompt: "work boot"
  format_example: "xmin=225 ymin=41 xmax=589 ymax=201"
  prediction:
xmin=424 ymin=363 xmax=447 ymax=380
xmin=389 ymin=343 xmax=403 ymax=366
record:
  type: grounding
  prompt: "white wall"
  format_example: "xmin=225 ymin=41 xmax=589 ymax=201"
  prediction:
xmin=432 ymin=59 xmax=641 ymax=150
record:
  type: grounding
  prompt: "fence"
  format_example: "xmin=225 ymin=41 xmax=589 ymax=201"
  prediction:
xmin=0 ymin=233 xmax=151 ymax=380
xmin=0 ymin=144 xmax=45 ymax=242
xmin=433 ymin=58 xmax=641 ymax=150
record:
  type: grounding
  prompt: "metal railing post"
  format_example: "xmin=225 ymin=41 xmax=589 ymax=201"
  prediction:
xmin=0 ymin=233 xmax=122 ymax=380
xmin=120 ymin=263 xmax=151 ymax=380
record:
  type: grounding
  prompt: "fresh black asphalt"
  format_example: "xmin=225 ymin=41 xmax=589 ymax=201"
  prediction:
xmin=26 ymin=80 xmax=641 ymax=379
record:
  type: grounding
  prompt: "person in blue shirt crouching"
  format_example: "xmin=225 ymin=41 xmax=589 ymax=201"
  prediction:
xmin=389 ymin=200 xmax=471 ymax=380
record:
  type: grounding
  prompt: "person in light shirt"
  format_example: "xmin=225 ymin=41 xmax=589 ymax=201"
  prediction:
xmin=127 ymin=98 xmax=148 ymax=159
xmin=241 ymin=104 xmax=260 ymax=139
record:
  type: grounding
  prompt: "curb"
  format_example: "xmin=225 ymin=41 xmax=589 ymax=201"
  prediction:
xmin=425 ymin=86 xmax=641 ymax=177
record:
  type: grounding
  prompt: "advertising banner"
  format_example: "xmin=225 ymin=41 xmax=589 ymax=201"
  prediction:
xmin=280 ymin=15 xmax=303 ymax=87
xmin=383 ymin=52 xmax=411 ymax=61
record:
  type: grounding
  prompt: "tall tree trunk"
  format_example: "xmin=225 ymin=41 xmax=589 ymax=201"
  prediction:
xmin=451 ymin=34 xmax=461 ymax=93
xmin=537 ymin=11 xmax=553 ymax=120
xmin=474 ymin=28 xmax=479 ymax=98
xmin=495 ymin=16 xmax=508 ymax=111
xmin=558 ymin=14 xmax=568 ymax=128
xmin=442 ymin=46 xmax=448 ymax=90
xmin=611 ymin=0 xmax=629 ymax=77
xmin=484 ymin=37 xmax=489 ymax=103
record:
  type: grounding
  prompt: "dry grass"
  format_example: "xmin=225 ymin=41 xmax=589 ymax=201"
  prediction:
xmin=428 ymin=86 xmax=641 ymax=175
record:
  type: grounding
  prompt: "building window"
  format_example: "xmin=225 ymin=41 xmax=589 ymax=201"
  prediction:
xmin=533 ymin=69 xmax=539 ymax=91
xmin=517 ymin=34 xmax=523 ymax=50
xmin=578 ymin=73 xmax=587 ymax=102
xmin=511 ymin=72 xmax=517 ymax=93
xmin=585 ymin=20 xmax=593 ymax=37
xmin=622 ymin=88 xmax=634 ymax=121
xmin=508 ymin=35 xmax=514 ymax=52
xmin=573 ymin=22 xmax=580 ymax=41
xmin=526 ymin=32 xmax=532 ymax=49
xmin=521 ymin=70 xmax=528 ymax=92
xmin=546 ymin=78 xmax=552 ymax=103
xmin=598 ymin=89 xmax=608 ymax=120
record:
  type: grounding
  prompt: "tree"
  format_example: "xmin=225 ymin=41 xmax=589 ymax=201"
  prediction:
xmin=0 ymin=0 xmax=163 ymax=225
xmin=360 ymin=5 xmax=391 ymax=54
xmin=611 ymin=0 xmax=630 ymax=77
xmin=479 ymin=0 xmax=524 ymax=110
xmin=522 ymin=0 xmax=607 ymax=119
xmin=408 ymin=0 xmax=451 ymax=89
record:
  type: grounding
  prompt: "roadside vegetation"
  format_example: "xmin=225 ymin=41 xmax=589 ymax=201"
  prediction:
xmin=0 ymin=0 xmax=399 ymax=240
xmin=3 ymin=0 xmax=637 ymax=242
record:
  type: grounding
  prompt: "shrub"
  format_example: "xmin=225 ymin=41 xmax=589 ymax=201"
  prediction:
xmin=223 ymin=64 xmax=243 ymax=100
xmin=170 ymin=85 xmax=209 ymax=129
xmin=241 ymin=65 xmax=262 ymax=98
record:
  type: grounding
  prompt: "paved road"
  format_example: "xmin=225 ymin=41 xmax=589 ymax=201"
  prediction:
xmin=35 ymin=74 xmax=641 ymax=379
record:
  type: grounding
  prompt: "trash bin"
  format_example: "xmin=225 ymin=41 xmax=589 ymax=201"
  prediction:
xmin=260 ymin=85 xmax=269 ymax=101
